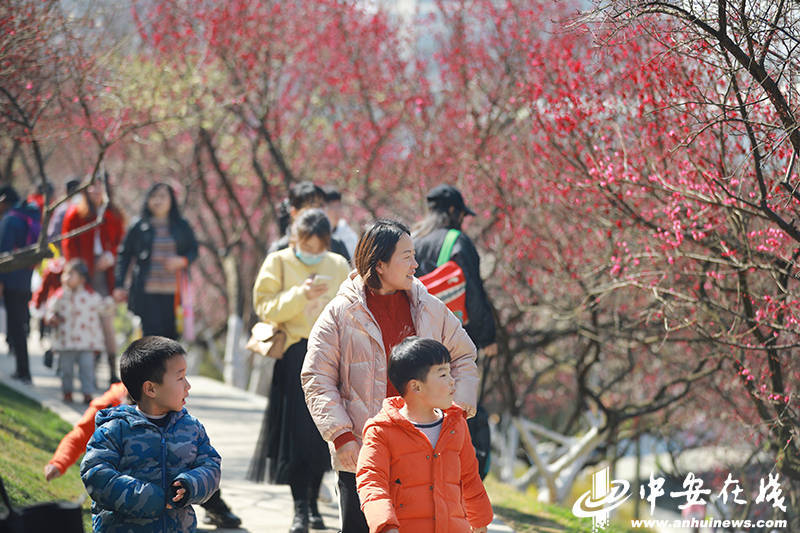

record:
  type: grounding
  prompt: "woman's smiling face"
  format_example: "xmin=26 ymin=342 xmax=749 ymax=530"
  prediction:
xmin=147 ymin=186 xmax=172 ymax=219
xmin=375 ymin=233 xmax=418 ymax=294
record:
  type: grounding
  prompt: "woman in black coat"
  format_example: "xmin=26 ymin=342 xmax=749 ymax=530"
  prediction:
xmin=113 ymin=183 xmax=198 ymax=339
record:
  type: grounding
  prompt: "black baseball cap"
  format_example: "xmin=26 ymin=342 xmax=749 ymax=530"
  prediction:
xmin=426 ymin=184 xmax=476 ymax=216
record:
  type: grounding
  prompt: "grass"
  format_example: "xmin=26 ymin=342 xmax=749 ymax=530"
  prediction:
xmin=485 ymin=474 xmax=651 ymax=533
xmin=0 ymin=382 xmax=92 ymax=529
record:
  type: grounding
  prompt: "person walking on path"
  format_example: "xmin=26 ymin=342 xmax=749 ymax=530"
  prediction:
xmin=413 ymin=185 xmax=497 ymax=357
xmin=413 ymin=185 xmax=499 ymax=479
xmin=44 ymin=379 xmax=242 ymax=528
xmin=47 ymin=178 xmax=81 ymax=251
xmin=301 ymin=219 xmax=479 ymax=533
xmin=80 ymin=336 xmax=221 ymax=533
xmin=44 ymin=258 xmax=113 ymax=403
xmin=248 ymin=208 xmax=350 ymax=533
xmin=322 ymin=185 xmax=359 ymax=258
xmin=269 ymin=181 xmax=351 ymax=263
xmin=357 ymin=337 xmax=492 ymax=533
xmin=0 ymin=185 xmax=41 ymax=384
xmin=113 ymin=183 xmax=198 ymax=340
xmin=61 ymin=177 xmax=124 ymax=384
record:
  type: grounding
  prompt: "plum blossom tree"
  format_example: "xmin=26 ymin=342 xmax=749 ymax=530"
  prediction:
xmin=5 ymin=0 xmax=797 ymax=516
xmin=0 ymin=1 xmax=169 ymax=271
xmin=415 ymin=0 xmax=798 ymax=512
xmin=126 ymin=0 xmax=430 ymax=354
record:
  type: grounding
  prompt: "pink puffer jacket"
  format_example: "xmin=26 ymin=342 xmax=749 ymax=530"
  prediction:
xmin=301 ymin=272 xmax=479 ymax=472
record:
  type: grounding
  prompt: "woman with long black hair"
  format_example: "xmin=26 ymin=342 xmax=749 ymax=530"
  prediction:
xmin=113 ymin=183 xmax=197 ymax=339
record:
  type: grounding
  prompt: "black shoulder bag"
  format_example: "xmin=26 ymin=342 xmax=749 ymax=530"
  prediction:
xmin=0 ymin=475 xmax=84 ymax=533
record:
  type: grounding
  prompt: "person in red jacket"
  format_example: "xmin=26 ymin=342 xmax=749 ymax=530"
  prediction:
xmin=356 ymin=337 xmax=492 ymax=533
xmin=43 ymin=381 xmax=242 ymax=528
xmin=61 ymin=178 xmax=124 ymax=384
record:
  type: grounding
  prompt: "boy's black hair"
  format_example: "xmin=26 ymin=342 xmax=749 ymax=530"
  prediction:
xmin=120 ymin=336 xmax=186 ymax=402
xmin=388 ymin=336 xmax=452 ymax=396
xmin=65 ymin=178 xmax=81 ymax=195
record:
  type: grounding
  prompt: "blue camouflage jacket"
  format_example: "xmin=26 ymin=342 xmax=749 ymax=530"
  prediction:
xmin=80 ymin=405 xmax=221 ymax=533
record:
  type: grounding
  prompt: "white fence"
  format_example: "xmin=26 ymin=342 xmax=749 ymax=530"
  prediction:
xmin=492 ymin=411 xmax=607 ymax=504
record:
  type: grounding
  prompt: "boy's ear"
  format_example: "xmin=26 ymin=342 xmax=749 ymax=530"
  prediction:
xmin=142 ymin=380 xmax=158 ymax=399
xmin=409 ymin=378 xmax=422 ymax=394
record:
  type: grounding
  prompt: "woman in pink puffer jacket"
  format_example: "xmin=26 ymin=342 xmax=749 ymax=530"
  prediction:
xmin=301 ymin=219 xmax=479 ymax=533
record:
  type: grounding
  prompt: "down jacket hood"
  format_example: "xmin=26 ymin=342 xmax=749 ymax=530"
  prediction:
xmin=363 ymin=396 xmax=465 ymax=436
xmin=94 ymin=403 xmax=186 ymax=429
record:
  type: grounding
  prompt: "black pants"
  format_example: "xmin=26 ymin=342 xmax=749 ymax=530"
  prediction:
xmin=202 ymin=488 xmax=227 ymax=513
xmin=139 ymin=292 xmax=177 ymax=340
xmin=4 ymin=287 xmax=31 ymax=379
xmin=290 ymin=469 xmax=324 ymax=503
xmin=337 ymin=471 xmax=368 ymax=533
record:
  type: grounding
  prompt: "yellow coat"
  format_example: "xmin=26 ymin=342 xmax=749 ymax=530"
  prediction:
xmin=252 ymin=247 xmax=350 ymax=349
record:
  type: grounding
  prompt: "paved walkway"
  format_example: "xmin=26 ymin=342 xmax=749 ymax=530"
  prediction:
xmin=0 ymin=336 xmax=514 ymax=532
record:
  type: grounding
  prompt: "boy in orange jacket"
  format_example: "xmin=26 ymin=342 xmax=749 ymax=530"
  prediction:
xmin=356 ymin=337 xmax=493 ymax=533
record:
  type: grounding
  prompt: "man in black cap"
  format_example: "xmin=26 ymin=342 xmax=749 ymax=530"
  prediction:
xmin=0 ymin=184 xmax=41 ymax=384
xmin=412 ymin=184 xmax=497 ymax=354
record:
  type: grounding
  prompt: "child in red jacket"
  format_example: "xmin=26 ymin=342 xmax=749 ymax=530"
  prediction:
xmin=356 ymin=337 xmax=493 ymax=533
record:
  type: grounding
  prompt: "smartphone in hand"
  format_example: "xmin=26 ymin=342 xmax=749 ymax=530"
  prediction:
xmin=311 ymin=274 xmax=332 ymax=286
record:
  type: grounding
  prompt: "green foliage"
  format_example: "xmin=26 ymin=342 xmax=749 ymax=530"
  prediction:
xmin=485 ymin=475 xmax=650 ymax=533
xmin=0 ymin=383 xmax=92 ymax=529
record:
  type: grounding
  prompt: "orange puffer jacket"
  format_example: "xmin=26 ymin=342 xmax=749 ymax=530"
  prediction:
xmin=356 ymin=397 xmax=493 ymax=533
xmin=48 ymin=382 xmax=128 ymax=474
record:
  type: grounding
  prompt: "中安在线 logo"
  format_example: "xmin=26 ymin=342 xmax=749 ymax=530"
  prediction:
xmin=572 ymin=466 xmax=631 ymax=532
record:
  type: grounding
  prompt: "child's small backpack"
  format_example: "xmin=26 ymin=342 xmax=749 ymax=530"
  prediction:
xmin=419 ymin=229 xmax=469 ymax=325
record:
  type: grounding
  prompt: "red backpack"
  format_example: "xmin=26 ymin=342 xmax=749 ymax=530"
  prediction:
xmin=419 ymin=229 xmax=469 ymax=325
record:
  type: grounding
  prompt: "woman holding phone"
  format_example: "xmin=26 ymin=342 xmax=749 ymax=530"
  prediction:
xmin=247 ymin=208 xmax=350 ymax=533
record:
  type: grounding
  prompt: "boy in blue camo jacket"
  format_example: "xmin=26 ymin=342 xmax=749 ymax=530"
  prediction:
xmin=81 ymin=336 xmax=221 ymax=532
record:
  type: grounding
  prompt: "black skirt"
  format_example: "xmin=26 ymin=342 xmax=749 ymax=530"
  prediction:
xmin=247 ymin=339 xmax=331 ymax=484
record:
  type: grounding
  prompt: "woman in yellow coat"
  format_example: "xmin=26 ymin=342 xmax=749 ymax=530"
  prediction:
xmin=247 ymin=208 xmax=350 ymax=533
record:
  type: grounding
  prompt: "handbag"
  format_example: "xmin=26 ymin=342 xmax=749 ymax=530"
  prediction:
xmin=246 ymin=254 xmax=287 ymax=359
xmin=419 ymin=229 xmax=469 ymax=325
xmin=0 ymin=475 xmax=84 ymax=533
xmin=175 ymin=269 xmax=195 ymax=342
xmin=245 ymin=321 xmax=288 ymax=359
